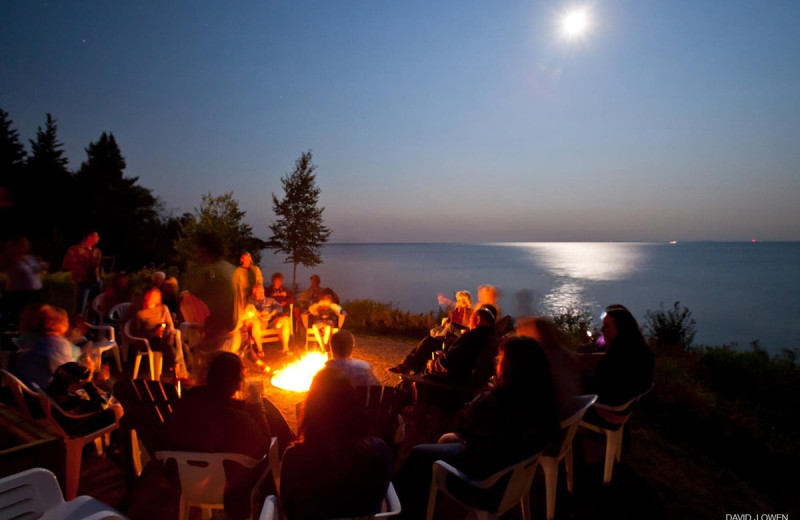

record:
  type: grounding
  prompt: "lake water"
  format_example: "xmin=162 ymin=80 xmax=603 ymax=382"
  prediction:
xmin=258 ymin=242 xmax=800 ymax=353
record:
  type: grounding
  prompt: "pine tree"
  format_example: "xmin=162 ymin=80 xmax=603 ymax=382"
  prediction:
xmin=74 ymin=132 xmax=162 ymax=269
xmin=0 ymin=109 xmax=27 ymax=173
xmin=269 ymin=150 xmax=332 ymax=291
xmin=28 ymin=113 xmax=69 ymax=173
xmin=24 ymin=114 xmax=73 ymax=251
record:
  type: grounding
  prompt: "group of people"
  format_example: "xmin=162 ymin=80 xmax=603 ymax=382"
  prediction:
xmin=3 ymin=229 xmax=657 ymax=520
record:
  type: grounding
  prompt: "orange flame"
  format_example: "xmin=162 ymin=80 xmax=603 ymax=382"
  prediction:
xmin=270 ymin=352 xmax=328 ymax=392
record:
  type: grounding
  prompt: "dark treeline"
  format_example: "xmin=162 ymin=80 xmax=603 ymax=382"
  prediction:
xmin=1 ymin=109 xmax=194 ymax=271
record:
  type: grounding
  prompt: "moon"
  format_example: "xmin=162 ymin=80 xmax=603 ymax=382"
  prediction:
xmin=561 ymin=8 xmax=590 ymax=39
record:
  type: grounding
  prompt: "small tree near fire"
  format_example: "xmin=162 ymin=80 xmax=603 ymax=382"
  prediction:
xmin=269 ymin=150 xmax=331 ymax=292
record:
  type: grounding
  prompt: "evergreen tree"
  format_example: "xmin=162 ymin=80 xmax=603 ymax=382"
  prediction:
xmin=174 ymin=192 xmax=267 ymax=271
xmin=24 ymin=114 xmax=73 ymax=257
xmin=0 ymin=109 xmax=27 ymax=241
xmin=269 ymin=150 xmax=332 ymax=291
xmin=74 ymin=132 xmax=163 ymax=270
xmin=0 ymin=108 xmax=27 ymax=173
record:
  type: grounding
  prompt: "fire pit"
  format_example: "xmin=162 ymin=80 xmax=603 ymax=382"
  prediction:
xmin=269 ymin=351 xmax=328 ymax=392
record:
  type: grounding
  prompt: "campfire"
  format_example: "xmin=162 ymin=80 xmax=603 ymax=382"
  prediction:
xmin=270 ymin=351 xmax=328 ymax=392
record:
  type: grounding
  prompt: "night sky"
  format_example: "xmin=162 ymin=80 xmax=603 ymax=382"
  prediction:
xmin=3 ymin=1 xmax=799 ymax=242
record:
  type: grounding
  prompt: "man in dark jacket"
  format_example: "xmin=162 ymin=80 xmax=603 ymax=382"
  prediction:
xmin=425 ymin=306 xmax=498 ymax=388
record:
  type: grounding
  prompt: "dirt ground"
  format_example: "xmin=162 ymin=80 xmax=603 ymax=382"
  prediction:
xmin=255 ymin=332 xmax=416 ymax=433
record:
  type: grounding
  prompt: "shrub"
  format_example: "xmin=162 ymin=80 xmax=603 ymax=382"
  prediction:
xmin=645 ymin=301 xmax=696 ymax=349
xmin=342 ymin=299 xmax=444 ymax=338
xmin=548 ymin=302 xmax=597 ymax=347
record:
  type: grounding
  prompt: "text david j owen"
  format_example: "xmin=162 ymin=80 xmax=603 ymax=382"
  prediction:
xmin=726 ymin=515 xmax=788 ymax=520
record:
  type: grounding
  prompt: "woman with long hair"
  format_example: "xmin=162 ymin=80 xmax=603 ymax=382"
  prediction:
xmin=395 ymin=336 xmax=559 ymax=517
xmin=591 ymin=304 xmax=654 ymax=405
xmin=280 ymin=368 xmax=391 ymax=520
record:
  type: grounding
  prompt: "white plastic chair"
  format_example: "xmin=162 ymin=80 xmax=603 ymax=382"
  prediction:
xmin=1 ymin=368 xmax=43 ymax=422
xmin=91 ymin=294 xmax=107 ymax=324
xmin=579 ymin=383 xmax=654 ymax=484
xmin=0 ymin=467 xmax=127 ymax=520
xmin=156 ymin=437 xmax=279 ymax=520
xmin=123 ymin=320 xmax=165 ymax=381
xmin=540 ymin=394 xmax=598 ymax=520
xmin=426 ymin=453 xmax=541 ymax=520
xmin=108 ymin=302 xmax=132 ymax=323
xmin=109 ymin=302 xmax=133 ymax=362
xmin=30 ymin=383 xmax=122 ymax=500
xmin=258 ymin=483 xmax=401 ymax=520
xmin=86 ymin=322 xmax=123 ymax=373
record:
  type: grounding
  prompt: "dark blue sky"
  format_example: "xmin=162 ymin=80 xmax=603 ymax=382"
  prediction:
xmin=3 ymin=1 xmax=799 ymax=242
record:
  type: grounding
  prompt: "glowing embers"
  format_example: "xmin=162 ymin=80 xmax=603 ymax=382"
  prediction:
xmin=270 ymin=351 xmax=328 ymax=392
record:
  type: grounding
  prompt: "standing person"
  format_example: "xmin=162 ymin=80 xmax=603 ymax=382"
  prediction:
xmin=62 ymin=231 xmax=103 ymax=316
xmin=281 ymin=368 xmax=391 ymax=520
xmin=2 ymin=236 xmax=45 ymax=328
xmin=233 ymin=252 xmax=263 ymax=316
xmin=130 ymin=287 xmax=186 ymax=379
xmin=191 ymin=231 xmax=238 ymax=338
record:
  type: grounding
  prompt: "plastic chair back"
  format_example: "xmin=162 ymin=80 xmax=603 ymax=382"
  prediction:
xmin=259 ymin=483 xmax=401 ymax=520
xmin=0 ymin=467 xmax=63 ymax=518
xmin=0 ymin=467 xmax=127 ymax=520
xmin=108 ymin=302 xmax=132 ymax=324
xmin=92 ymin=294 xmax=107 ymax=323
xmin=156 ymin=449 xmax=271 ymax=520
xmin=427 ymin=452 xmax=541 ymax=520
xmin=552 ymin=394 xmax=598 ymax=459
xmin=1 ymin=368 xmax=43 ymax=421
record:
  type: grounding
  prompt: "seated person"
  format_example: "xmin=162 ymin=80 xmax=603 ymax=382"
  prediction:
xmin=281 ymin=368 xmax=391 ymax=520
xmin=14 ymin=304 xmax=79 ymax=389
xmin=130 ymin=286 xmax=186 ymax=379
xmin=390 ymin=306 xmax=497 ymax=384
xmin=297 ymin=274 xmax=339 ymax=312
xmin=515 ymin=317 xmax=581 ymax=417
xmin=251 ymin=284 xmax=291 ymax=353
xmin=587 ymin=304 xmax=655 ymax=407
xmin=325 ymin=330 xmax=380 ymax=387
xmin=264 ymin=272 xmax=294 ymax=313
xmin=161 ymin=277 xmax=180 ymax=316
xmin=431 ymin=290 xmax=473 ymax=339
xmin=425 ymin=307 xmax=499 ymax=388
xmin=474 ymin=284 xmax=501 ymax=317
xmin=100 ymin=272 xmax=131 ymax=317
xmin=167 ymin=352 xmax=273 ymax=520
xmin=44 ymin=361 xmax=119 ymax=436
xmin=394 ymin=336 xmax=559 ymax=518
xmin=306 ymin=294 xmax=345 ymax=351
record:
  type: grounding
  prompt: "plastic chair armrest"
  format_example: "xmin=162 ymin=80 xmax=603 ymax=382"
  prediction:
xmin=86 ymin=323 xmax=115 ymax=343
